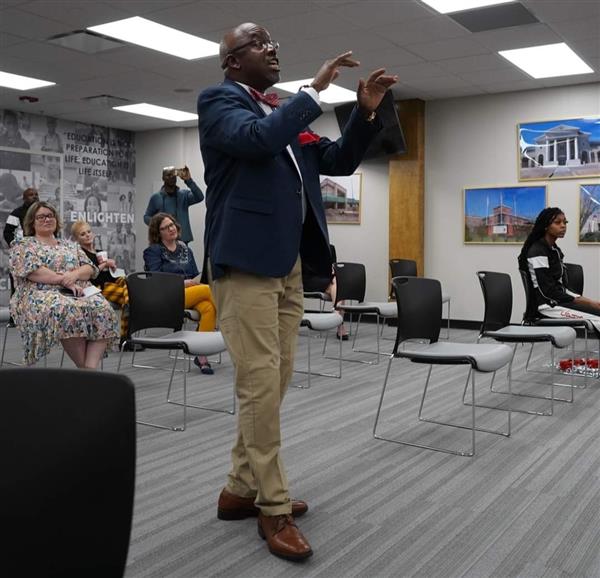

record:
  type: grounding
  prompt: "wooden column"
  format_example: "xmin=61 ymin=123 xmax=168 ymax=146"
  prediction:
xmin=389 ymin=99 xmax=425 ymax=276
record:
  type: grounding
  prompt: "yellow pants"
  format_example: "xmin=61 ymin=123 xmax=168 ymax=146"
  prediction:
xmin=184 ymin=284 xmax=217 ymax=332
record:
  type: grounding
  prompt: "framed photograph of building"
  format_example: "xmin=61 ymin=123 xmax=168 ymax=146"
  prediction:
xmin=464 ymin=185 xmax=546 ymax=244
xmin=518 ymin=116 xmax=600 ymax=181
xmin=320 ymin=173 xmax=362 ymax=225
xmin=579 ymin=183 xmax=600 ymax=244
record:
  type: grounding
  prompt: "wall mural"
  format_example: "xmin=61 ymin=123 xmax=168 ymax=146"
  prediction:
xmin=0 ymin=108 xmax=135 ymax=307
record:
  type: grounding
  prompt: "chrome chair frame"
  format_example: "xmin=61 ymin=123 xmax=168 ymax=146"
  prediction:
xmin=373 ymin=277 xmax=513 ymax=457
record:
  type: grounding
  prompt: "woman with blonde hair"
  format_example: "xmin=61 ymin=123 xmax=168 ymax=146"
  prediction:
xmin=71 ymin=219 xmax=134 ymax=348
xmin=9 ymin=201 xmax=118 ymax=367
xmin=144 ymin=212 xmax=217 ymax=374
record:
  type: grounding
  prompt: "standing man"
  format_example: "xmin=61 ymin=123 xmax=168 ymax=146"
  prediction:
xmin=3 ymin=187 xmax=39 ymax=319
xmin=197 ymin=22 xmax=397 ymax=561
xmin=143 ymin=165 xmax=204 ymax=244
xmin=3 ymin=187 xmax=38 ymax=247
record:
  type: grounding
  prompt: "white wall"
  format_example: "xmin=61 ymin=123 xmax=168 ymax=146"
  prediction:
xmin=426 ymin=82 xmax=600 ymax=323
xmin=135 ymin=112 xmax=391 ymax=301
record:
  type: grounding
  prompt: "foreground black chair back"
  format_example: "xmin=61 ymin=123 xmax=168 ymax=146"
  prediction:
xmin=478 ymin=270 xmax=513 ymax=333
xmin=565 ymin=262 xmax=584 ymax=295
xmin=127 ymin=270 xmax=184 ymax=337
xmin=1 ymin=368 xmax=136 ymax=578
xmin=392 ymin=276 xmax=441 ymax=350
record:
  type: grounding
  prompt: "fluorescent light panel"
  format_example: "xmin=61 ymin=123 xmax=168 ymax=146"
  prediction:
xmin=499 ymin=42 xmax=593 ymax=79
xmin=275 ymin=79 xmax=356 ymax=104
xmin=113 ymin=103 xmax=198 ymax=122
xmin=88 ymin=17 xmax=219 ymax=60
xmin=420 ymin=0 xmax=516 ymax=14
xmin=0 ymin=70 xmax=55 ymax=90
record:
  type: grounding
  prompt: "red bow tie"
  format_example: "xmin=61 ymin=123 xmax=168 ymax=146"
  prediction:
xmin=249 ymin=88 xmax=280 ymax=108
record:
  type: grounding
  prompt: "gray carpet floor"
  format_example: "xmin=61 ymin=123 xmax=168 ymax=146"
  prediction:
xmin=4 ymin=324 xmax=600 ymax=577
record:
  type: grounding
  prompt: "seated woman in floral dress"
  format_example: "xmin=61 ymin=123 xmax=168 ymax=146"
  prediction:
xmin=143 ymin=212 xmax=217 ymax=374
xmin=9 ymin=201 xmax=118 ymax=368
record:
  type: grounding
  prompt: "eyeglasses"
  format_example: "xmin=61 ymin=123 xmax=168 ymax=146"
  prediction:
xmin=159 ymin=223 xmax=177 ymax=231
xmin=222 ymin=39 xmax=279 ymax=68
xmin=35 ymin=213 xmax=56 ymax=222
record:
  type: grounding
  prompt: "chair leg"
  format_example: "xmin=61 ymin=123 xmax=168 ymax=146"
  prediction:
xmin=167 ymin=349 xmax=235 ymax=415
xmin=419 ymin=368 xmax=511 ymax=440
xmin=373 ymin=361 xmax=507 ymax=457
xmin=137 ymin=350 xmax=187 ymax=431
xmin=480 ymin=341 xmax=575 ymax=416
xmin=293 ymin=327 xmax=343 ymax=389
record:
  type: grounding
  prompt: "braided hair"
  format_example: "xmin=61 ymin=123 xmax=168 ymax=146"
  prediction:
xmin=517 ymin=207 xmax=564 ymax=271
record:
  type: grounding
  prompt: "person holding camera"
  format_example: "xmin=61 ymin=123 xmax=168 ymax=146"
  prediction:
xmin=143 ymin=165 xmax=204 ymax=244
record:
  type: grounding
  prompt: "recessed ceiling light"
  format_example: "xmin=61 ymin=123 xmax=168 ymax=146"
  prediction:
xmin=275 ymin=80 xmax=356 ymax=104
xmin=420 ymin=0 xmax=516 ymax=14
xmin=88 ymin=17 xmax=219 ymax=60
xmin=113 ymin=103 xmax=198 ymax=122
xmin=0 ymin=71 xmax=55 ymax=90
xmin=499 ymin=42 xmax=594 ymax=79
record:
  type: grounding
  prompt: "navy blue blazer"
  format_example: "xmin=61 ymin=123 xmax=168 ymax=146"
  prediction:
xmin=197 ymin=79 xmax=381 ymax=280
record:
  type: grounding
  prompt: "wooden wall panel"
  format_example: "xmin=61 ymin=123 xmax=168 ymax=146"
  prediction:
xmin=389 ymin=99 xmax=425 ymax=277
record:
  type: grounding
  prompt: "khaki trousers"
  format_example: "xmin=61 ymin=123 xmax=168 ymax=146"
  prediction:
xmin=210 ymin=257 xmax=303 ymax=516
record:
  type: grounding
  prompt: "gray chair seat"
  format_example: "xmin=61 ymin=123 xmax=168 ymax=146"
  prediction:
xmin=184 ymin=309 xmax=200 ymax=322
xmin=0 ymin=307 xmax=11 ymax=323
xmin=484 ymin=325 xmax=576 ymax=348
xmin=302 ymin=312 xmax=342 ymax=332
xmin=133 ymin=330 xmax=226 ymax=356
xmin=303 ymin=291 xmax=331 ymax=301
xmin=340 ymin=301 xmax=397 ymax=318
xmin=535 ymin=317 xmax=596 ymax=330
xmin=399 ymin=341 xmax=513 ymax=373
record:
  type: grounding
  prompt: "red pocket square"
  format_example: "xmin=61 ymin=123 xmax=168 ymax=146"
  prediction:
xmin=298 ymin=131 xmax=320 ymax=145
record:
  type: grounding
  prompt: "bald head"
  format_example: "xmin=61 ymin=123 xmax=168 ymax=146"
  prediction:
xmin=219 ymin=22 xmax=280 ymax=91
xmin=22 ymin=187 xmax=39 ymax=207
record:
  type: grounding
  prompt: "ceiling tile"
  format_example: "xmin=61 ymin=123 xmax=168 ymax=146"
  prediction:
xmin=0 ymin=7 xmax=69 ymax=39
xmin=322 ymin=0 xmax=434 ymax=27
xmin=524 ymin=0 xmax=600 ymax=23
xmin=436 ymin=53 xmax=512 ymax=74
xmin=481 ymin=78 xmax=542 ymax=94
xmin=405 ymin=37 xmax=490 ymax=61
xmin=458 ymin=67 xmax=529 ymax=84
xmin=373 ymin=16 xmax=469 ymax=47
xmin=17 ymin=1 xmax=130 ymax=28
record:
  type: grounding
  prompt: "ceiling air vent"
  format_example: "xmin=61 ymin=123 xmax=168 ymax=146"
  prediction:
xmin=449 ymin=2 xmax=539 ymax=33
xmin=82 ymin=94 xmax=130 ymax=108
xmin=47 ymin=30 xmax=125 ymax=54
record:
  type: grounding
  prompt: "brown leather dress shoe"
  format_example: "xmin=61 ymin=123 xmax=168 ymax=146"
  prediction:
xmin=257 ymin=513 xmax=313 ymax=561
xmin=217 ymin=488 xmax=308 ymax=520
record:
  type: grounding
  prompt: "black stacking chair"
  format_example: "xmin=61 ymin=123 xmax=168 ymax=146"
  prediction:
xmin=293 ymin=311 xmax=343 ymax=389
xmin=118 ymin=271 xmax=232 ymax=431
xmin=389 ymin=258 xmax=451 ymax=338
xmin=520 ymin=265 xmax=597 ymax=387
xmin=477 ymin=271 xmax=576 ymax=416
xmin=2 ymin=368 xmax=136 ymax=578
xmin=565 ymin=262 xmax=584 ymax=294
xmin=303 ymin=244 xmax=338 ymax=311
xmin=330 ymin=262 xmax=397 ymax=364
xmin=373 ymin=277 xmax=513 ymax=457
